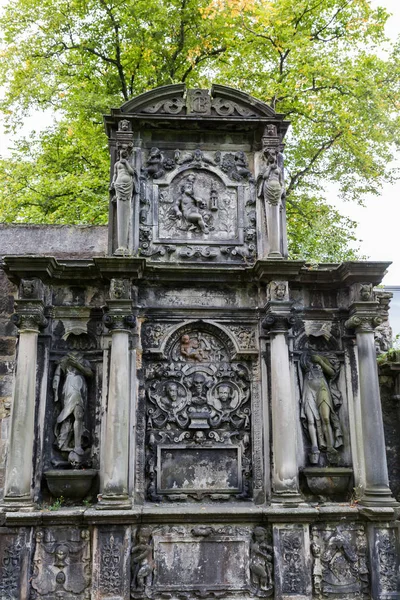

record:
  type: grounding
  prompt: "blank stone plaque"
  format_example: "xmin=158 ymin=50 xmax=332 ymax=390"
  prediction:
xmin=154 ymin=536 xmax=249 ymax=591
xmin=157 ymin=445 xmax=241 ymax=494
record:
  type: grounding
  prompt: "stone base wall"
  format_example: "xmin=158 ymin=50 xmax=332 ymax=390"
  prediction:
xmin=0 ymin=512 xmax=398 ymax=600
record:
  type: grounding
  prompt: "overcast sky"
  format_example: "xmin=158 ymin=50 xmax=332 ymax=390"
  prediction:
xmin=0 ymin=0 xmax=399 ymax=284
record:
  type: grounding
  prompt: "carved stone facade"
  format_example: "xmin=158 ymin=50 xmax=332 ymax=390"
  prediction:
xmin=0 ymin=85 xmax=398 ymax=599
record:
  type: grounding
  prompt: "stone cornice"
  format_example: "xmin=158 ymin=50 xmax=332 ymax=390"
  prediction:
xmin=2 ymin=256 xmax=391 ymax=288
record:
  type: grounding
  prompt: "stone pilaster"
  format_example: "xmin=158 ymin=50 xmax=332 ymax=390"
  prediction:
xmin=263 ymin=286 xmax=302 ymax=503
xmin=98 ymin=279 xmax=136 ymax=509
xmin=3 ymin=280 xmax=47 ymax=511
xmin=346 ymin=299 xmax=398 ymax=507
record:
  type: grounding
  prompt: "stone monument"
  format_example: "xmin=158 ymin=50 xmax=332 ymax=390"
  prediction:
xmin=0 ymin=84 xmax=399 ymax=598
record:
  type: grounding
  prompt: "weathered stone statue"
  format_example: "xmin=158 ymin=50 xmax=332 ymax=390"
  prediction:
xmin=109 ymin=146 xmax=136 ymax=253
xmin=300 ymin=350 xmax=343 ymax=465
xmin=53 ymin=352 xmax=93 ymax=467
xmin=257 ymin=149 xmax=285 ymax=257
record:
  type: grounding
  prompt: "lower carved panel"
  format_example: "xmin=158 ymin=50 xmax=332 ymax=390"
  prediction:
xmin=131 ymin=525 xmax=273 ymax=599
xmin=368 ymin=525 xmax=399 ymax=600
xmin=31 ymin=527 xmax=91 ymax=599
xmin=0 ymin=527 xmax=31 ymax=600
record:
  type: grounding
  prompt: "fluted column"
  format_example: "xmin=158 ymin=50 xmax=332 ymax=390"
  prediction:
xmin=263 ymin=283 xmax=302 ymax=503
xmin=346 ymin=296 xmax=398 ymax=506
xmin=4 ymin=280 xmax=47 ymax=510
xmin=98 ymin=279 xmax=135 ymax=509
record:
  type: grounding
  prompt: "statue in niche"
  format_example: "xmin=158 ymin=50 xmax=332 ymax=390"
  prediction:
xmin=300 ymin=350 xmax=343 ymax=465
xmin=110 ymin=145 xmax=136 ymax=253
xmin=187 ymin=372 xmax=212 ymax=428
xmin=257 ymin=149 xmax=284 ymax=207
xmin=250 ymin=527 xmax=274 ymax=594
xmin=131 ymin=528 xmax=154 ymax=592
xmin=53 ymin=352 xmax=93 ymax=467
xmin=170 ymin=173 xmax=210 ymax=233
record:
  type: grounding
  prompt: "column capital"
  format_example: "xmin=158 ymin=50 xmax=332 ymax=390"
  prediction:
xmin=262 ymin=300 xmax=295 ymax=334
xmin=345 ymin=302 xmax=382 ymax=333
xmin=103 ymin=299 xmax=136 ymax=332
xmin=11 ymin=299 xmax=48 ymax=333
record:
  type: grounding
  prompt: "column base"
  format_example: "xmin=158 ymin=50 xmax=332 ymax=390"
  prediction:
xmin=271 ymin=491 xmax=303 ymax=506
xmin=359 ymin=486 xmax=399 ymax=507
xmin=96 ymin=494 xmax=132 ymax=510
xmin=2 ymin=495 xmax=36 ymax=512
xmin=267 ymin=251 xmax=283 ymax=259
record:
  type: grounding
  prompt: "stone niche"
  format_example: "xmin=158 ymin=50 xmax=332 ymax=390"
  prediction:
xmin=0 ymin=84 xmax=399 ymax=600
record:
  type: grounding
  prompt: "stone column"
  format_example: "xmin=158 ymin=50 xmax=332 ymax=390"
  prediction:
xmin=3 ymin=280 xmax=47 ymax=510
xmin=346 ymin=296 xmax=397 ymax=506
xmin=98 ymin=279 xmax=135 ymax=509
xmin=263 ymin=282 xmax=302 ymax=503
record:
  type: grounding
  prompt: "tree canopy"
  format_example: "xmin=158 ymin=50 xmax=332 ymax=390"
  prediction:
xmin=0 ymin=0 xmax=399 ymax=261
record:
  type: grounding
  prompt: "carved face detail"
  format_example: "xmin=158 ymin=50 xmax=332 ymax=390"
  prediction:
xmin=165 ymin=382 xmax=178 ymax=403
xmin=119 ymin=119 xmax=130 ymax=131
xmin=55 ymin=544 xmax=69 ymax=567
xmin=274 ymin=283 xmax=286 ymax=300
xmin=22 ymin=280 xmax=35 ymax=297
xmin=193 ymin=373 xmax=206 ymax=395
xmin=254 ymin=527 xmax=266 ymax=543
xmin=217 ymin=385 xmax=231 ymax=403
xmin=194 ymin=431 xmax=205 ymax=443
xmin=360 ymin=284 xmax=372 ymax=301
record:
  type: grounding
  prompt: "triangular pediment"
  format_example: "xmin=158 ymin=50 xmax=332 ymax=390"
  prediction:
xmin=119 ymin=84 xmax=277 ymax=118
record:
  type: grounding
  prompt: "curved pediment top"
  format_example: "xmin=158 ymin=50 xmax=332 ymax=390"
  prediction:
xmin=117 ymin=83 xmax=279 ymax=120
xmin=120 ymin=84 xmax=186 ymax=114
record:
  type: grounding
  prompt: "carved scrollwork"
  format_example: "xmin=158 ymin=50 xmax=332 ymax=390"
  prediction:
xmin=141 ymin=97 xmax=185 ymax=115
xmin=144 ymin=324 xmax=253 ymax=502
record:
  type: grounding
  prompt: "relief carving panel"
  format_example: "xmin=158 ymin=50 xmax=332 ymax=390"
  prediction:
xmin=143 ymin=323 xmax=253 ymax=502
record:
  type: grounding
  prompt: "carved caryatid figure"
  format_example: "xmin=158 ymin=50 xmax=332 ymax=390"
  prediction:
xmin=300 ymin=350 xmax=343 ymax=465
xmin=257 ymin=149 xmax=285 ymax=257
xmin=131 ymin=528 xmax=154 ymax=592
xmin=250 ymin=527 xmax=274 ymax=592
xmin=170 ymin=173 xmax=209 ymax=233
xmin=53 ymin=352 xmax=93 ymax=467
xmin=110 ymin=146 xmax=136 ymax=253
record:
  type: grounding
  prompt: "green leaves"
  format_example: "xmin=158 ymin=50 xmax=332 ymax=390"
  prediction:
xmin=0 ymin=0 xmax=399 ymax=259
